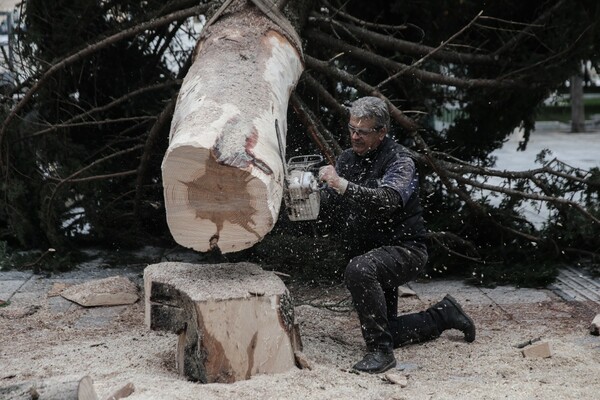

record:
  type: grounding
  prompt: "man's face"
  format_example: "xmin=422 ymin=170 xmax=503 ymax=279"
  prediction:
xmin=348 ymin=116 xmax=386 ymax=156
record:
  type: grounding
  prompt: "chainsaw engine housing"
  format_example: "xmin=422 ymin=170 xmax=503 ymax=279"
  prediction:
xmin=284 ymin=155 xmax=323 ymax=221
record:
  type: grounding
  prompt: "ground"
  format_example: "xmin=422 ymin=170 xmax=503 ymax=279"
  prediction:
xmin=2 ymin=129 xmax=600 ymax=399
xmin=1 ymin=247 xmax=599 ymax=400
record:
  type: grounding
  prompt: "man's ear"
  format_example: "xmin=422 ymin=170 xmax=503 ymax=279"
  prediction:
xmin=379 ymin=127 xmax=387 ymax=139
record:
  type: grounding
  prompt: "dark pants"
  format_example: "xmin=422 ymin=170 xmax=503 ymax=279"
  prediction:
xmin=344 ymin=243 xmax=439 ymax=353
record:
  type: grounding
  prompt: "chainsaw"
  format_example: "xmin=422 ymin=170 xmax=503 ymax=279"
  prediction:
xmin=283 ymin=154 xmax=323 ymax=221
xmin=276 ymin=120 xmax=324 ymax=221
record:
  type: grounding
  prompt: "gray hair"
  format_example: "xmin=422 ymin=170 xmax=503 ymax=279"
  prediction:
xmin=348 ymin=97 xmax=390 ymax=131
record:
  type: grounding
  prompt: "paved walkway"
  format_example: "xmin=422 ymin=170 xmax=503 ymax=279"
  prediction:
xmin=1 ymin=252 xmax=598 ymax=331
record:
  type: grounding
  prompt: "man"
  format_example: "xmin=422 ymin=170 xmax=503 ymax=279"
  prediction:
xmin=318 ymin=96 xmax=476 ymax=374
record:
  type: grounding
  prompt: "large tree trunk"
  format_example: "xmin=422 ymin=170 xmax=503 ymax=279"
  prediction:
xmin=162 ymin=2 xmax=304 ymax=253
xmin=144 ymin=262 xmax=302 ymax=383
xmin=570 ymin=73 xmax=585 ymax=133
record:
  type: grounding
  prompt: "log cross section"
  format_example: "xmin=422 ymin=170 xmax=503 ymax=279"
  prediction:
xmin=144 ymin=262 xmax=301 ymax=383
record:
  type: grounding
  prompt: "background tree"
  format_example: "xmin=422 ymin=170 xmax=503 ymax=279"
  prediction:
xmin=0 ymin=0 xmax=599 ymax=284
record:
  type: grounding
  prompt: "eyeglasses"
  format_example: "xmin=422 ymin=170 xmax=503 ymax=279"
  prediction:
xmin=347 ymin=123 xmax=382 ymax=137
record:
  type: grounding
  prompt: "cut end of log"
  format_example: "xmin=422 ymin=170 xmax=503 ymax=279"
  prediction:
xmin=162 ymin=147 xmax=277 ymax=253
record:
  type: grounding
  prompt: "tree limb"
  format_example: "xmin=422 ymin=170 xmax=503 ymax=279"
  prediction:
xmin=305 ymin=55 xmax=420 ymax=131
xmin=133 ymin=97 xmax=177 ymax=220
xmin=310 ymin=14 xmax=495 ymax=65
xmin=376 ymin=10 xmax=484 ymax=89
xmin=305 ymin=29 xmax=520 ymax=89
xmin=290 ymin=93 xmax=340 ymax=165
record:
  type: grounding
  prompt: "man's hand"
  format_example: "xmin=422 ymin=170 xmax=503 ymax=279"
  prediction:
xmin=319 ymin=166 xmax=349 ymax=194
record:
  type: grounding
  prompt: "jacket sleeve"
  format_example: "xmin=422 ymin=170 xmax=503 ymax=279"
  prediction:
xmin=342 ymin=156 xmax=417 ymax=213
xmin=343 ymin=184 xmax=402 ymax=213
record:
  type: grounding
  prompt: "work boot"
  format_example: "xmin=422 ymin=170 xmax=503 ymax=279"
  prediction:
xmin=352 ymin=351 xmax=396 ymax=374
xmin=432 ymin=294 xmax=476 ymax=342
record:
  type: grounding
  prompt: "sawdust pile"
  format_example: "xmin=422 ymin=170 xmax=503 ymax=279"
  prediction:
xmin=1 ymin=275 xmax=599 ymax=400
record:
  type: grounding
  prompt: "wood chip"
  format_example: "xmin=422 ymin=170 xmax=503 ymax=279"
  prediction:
xmin=104 ymin=382 xmax=135 ymax=400
xmin=61 ymin=276 xmax=138 ymax=307
xmin=590 ymin=314 xmax=600 ymax=336
xmin=294 ymin=351 xmax=312 ymax=370
xmin=384 ymin=372 xmax=408 ymax=387
xmin=521 ymin=341 xmax=552 ymax=358
xmin=397 ymin=286 xmax=416 ymax=297
xmin=48 ymin=282 xmax=72 ymax=297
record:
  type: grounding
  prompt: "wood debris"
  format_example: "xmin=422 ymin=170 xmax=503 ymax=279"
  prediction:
xmin=294 ymin=351 xmax=312 ymax=370
xmin=61 ymin=276 xmax=138 ymax=307
xmin=397 ymin=286 xmax=417 ymax=297
xmin=104 ymin=382 xmax=135 ymax=400
xmin=384 ymin=372 xmax=408 ymax=387
xmin=48 ymin=282 xmax=72 ymax=297
xmin=590 ymin=314 xmax=600 ymax=336
xmin=521 ymin=341 xmax=552 ymax=358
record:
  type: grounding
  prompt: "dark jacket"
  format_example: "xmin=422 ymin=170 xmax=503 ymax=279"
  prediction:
xmin=319 ymin=136 xmax=426 ymax=254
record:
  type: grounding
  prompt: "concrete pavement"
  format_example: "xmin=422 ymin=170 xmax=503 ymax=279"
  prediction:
xmin=1 ymin=248 xmax=598 ymax=333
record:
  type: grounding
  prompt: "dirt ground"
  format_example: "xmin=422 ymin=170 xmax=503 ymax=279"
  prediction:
xmin=1 ymin=270 xmax=599 ymax=400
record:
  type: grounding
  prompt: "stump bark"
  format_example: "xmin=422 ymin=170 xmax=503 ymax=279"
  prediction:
xmin=144 ymin=262 xmax=301 ymax=383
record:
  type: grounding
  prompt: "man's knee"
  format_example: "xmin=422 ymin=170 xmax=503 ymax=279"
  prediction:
xmin=344 ymin=255 xmax=375 ymax=287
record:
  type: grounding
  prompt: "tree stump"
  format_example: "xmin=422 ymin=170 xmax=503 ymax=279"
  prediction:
xmin=144 ymin=262 xmax=301 ymax=383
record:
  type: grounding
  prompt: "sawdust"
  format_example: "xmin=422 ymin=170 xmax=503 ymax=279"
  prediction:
xmin=1 ymin=277 xmax=599 ymax=400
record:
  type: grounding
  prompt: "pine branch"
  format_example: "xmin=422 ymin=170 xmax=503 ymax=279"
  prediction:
xmin=17 ymin=81 xmax=181 ymax=141
xmin=0 ymin=4 xmax=207 ymax=165
xmin=305 ymin=55 xmax=419 ymax=131
xmin=319 ymin=0 xmax=414 ymax=33
xmin=310 ymin=14 xmax=495 ymax=65
xmin=376 ymin=10 xmax=484 ymax=89
xmin=44 ymin=144 xmax=145 ymax=225
xmin=492 ymin=0 xmax=568 ymax=56
xmin=133 ymin=97 xmax=177 ymax=220
xmin=305 ymin=29 xmax=519 ymax=89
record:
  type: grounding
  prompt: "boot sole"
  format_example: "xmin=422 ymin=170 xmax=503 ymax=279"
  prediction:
xmin=444 ymin=294 xmax=476 ymax=343
xmin=353 ymin=357 xmax=396 ymax=374
xmin=364 ymin=359 xmax=396 ymax=374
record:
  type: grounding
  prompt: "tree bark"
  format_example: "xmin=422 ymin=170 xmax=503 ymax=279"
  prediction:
xmin=570 ymin=73 xmax=585 ymax=133
xmin=144 ymin=262 xmax=301 ymax=383
xmin=162 ymin=2 xmax=303 ymax=253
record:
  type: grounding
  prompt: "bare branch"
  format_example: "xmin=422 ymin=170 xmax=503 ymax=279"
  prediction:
xmin=492 ymin=0 xmax=568 ymax=56
xmin=300 ymin=72 xmax=349 ymax=120
xmin=305 ymin=29 xmax=520 ymax=89
xmin=17 ymin=80 xmax=181 ymax=141
xmin=376 ymin=11 xmax=483 ymax=89
xmin=290 ymin=93 xmax=340 ymax=165
xmin=319 ymin=0 xmax=414 ymax=33
xmin=305 ymin=55 xmax=420 ymax=131
xmin=309 ymin=14 xmax=495 ymax=65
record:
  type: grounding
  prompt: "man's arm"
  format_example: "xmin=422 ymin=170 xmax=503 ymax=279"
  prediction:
xmin=319 ymin=157 xmax=417 ymax=213
xmin=344 ymin=184 xmax=402 ymax=213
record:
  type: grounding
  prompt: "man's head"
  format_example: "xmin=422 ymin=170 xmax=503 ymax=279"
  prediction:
xmin=347 ymin=97 xmax=389 ymax=156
